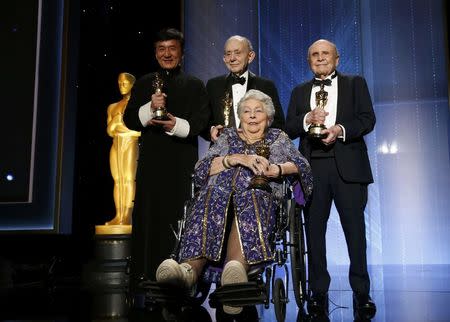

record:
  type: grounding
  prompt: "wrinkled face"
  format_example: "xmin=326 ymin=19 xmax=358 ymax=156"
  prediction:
xmin=118 ymin=74 xmax=133 ymax=95
xmin=223 ymin=38 xmax=255 ymax=75
xmin=155 ymin=39 xmax=182 ymax=70
xmin=308 ymin=40 xmax=339 ymax=79
xmin=239 ymin=99 xmax=269 ymax=135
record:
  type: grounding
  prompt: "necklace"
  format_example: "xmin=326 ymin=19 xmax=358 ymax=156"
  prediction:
xmin=240 ymin=131 xmax=267 ymax=156
xmin=240 ymin=131 xmax=265 ymax=145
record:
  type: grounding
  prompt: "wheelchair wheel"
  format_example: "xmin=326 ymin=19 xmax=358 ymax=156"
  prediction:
xmin=289 ymin=203 xmax=307 ymax=308
xmin=272 ymin=278 xmax=286 ymax=322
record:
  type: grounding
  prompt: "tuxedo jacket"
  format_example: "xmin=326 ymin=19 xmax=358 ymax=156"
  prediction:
xmin=285 ymin=72 xmax=375 ymax=184
xmin=206 ymin=72 xmax=285 ymax=131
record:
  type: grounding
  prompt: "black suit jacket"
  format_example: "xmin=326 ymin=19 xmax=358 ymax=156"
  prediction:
xmin=286 ymin=72 xmax=375 ymax=184
xmin=206 ymin=72 xmax=285 ymax=132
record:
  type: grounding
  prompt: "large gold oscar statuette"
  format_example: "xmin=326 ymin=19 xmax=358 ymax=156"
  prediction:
xmin=222 ymin=91 xmax=233 ymax=128
xmin=308 ymin=83 xmax=328 ymax=139
xmin=248 ymin=140 xmax=272 ymax=193
xmin=96 ymin=72 xmax=140 ymax=235
xmin=153 ymin=72 xmax=169 ymax=120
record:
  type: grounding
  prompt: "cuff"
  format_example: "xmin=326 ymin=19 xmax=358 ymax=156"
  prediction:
xmin=303 ymin=112 xmax=311 ymax=132
xmin=337 ymin=124 xmax=346 ymax=141
xmin=138 ymin=101 xmax=154 ymax=126
xmin=166 ymin=117 xmax=190 ymax=138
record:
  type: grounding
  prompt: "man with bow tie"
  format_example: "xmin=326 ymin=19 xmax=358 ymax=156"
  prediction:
xmin=286 ymin=39 xmax=376 ymax=319
xmin=206 ymin=35 xmax=285 ymax=141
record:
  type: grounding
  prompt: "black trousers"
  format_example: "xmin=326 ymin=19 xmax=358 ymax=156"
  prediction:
xmin=305 ymin=157 xmax=370 ymax=295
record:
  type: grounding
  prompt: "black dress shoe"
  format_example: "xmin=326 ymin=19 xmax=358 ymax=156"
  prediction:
xmin=353 ymin=293 xmax=376 ymax=320
xmin=307 ymin=292 xmax=329 ymax=316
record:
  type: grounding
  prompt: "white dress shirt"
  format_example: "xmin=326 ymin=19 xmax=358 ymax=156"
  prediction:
xmin=231 ymin=70 xmax=249 ymax=128
xmin=303 ymin=73 xmax=346 ymax=140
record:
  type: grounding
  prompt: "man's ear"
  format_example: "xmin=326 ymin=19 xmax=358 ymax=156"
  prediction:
xmin=248 ymin=51 xmax=256 ymax=64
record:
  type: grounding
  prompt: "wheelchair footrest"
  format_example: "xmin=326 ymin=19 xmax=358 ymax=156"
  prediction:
xmin=209 ymin=281 xmax=268 ymax=308
xmin=138 ymin=281 xmax=194 ymax=305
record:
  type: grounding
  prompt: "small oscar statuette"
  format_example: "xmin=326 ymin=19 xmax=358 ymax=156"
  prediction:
xmin=308 ymin=83 xmax=328 ymax=139
xmin=248 ymin=140 xmax=272 ymax=193
xmin=152 ymin=73 xmax=169 ymax=120
xmin=222 ymin=91 xmax=233 ymax=128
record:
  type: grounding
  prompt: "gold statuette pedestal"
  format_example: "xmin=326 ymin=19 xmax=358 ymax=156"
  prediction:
xmin=95 ymin=224 xmax=132 ymax=235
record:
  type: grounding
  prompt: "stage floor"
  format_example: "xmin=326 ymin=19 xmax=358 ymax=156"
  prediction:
xmin=0 ymin=265 xmax=449 ymax=321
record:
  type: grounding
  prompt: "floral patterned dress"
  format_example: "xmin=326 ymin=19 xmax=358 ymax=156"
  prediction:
xmin=178 ymin=128 xmax=313 ymax=265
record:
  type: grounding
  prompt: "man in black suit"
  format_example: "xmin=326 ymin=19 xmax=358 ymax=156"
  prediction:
xmin=207 ymin=35 xmax=284 ymax=141
xmin=286 ymin=39 xmax=376 ymax=319
xmin=123 ymin=28 xmax=210 ymax=284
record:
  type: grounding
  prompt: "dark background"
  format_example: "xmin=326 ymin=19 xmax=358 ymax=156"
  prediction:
xmin=75 ymin=0 xmax=182 ymax=257
xmin=0 ymin=0 xmax=182 ymax=279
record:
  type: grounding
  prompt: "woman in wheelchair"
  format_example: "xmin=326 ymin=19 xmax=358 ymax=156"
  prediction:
xmin=155 ymin=89 xmax=313 ymax=315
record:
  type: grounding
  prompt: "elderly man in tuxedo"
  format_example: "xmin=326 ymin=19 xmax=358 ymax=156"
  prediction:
xmin=207 ymin=35 xmax=285 ymax=141
xmin=286 ymin=39 xmax=376 ymax=320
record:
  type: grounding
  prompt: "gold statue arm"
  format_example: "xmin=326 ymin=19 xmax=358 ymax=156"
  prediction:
xmin=107 ymin=102 xmax=141 ymax=137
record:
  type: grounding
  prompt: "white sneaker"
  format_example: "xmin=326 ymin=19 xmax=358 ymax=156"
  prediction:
xmin=156 ymin=259 xmax=182 ymax=284
xmin=221 ymin=260 xmax=247 ymax=315
xmin=156 ymin=259 xmax=197 ymax=289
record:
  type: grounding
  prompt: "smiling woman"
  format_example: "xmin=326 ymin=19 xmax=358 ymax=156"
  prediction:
xmin=155 ymin=89 xmax=313 ymax=314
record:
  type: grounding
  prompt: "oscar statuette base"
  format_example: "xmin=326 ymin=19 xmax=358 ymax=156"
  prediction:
xmin=248 ymin=175 xmax=272 ymax=193
xmin=308 ymin=124 xmax=327 ymax=139
xmin=95 ymin=224 xmax=132 ymax=235
xmin=153 ymin=108 xmax=170 ymax=121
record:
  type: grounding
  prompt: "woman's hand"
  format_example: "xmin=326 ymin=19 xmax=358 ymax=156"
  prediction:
xmin=241 ymin=155 xmax=270 ymax=175
xmin=264 ymin=164 xmax=282 ymax=178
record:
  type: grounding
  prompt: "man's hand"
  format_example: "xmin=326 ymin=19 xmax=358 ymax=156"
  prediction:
xmin=321 ymin=125 xmax=342 ymax=145
xmin=151 ymin=92 xmax=167 ymax=110
xmin=210 ymin=125 xmax=224 ymax=142
xmin=149 ymin=113 xmax=176 ymax=132
xmin=306 ymin=107 xmax=328 ymax=125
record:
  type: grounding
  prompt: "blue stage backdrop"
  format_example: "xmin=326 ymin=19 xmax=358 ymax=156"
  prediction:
xmin=0 ymin=0 xmax=77 ymax=233
xmin=184 ymin=0 xmax=450 ymax=267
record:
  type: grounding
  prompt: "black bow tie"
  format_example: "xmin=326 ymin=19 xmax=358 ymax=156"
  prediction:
xmin=313 ymin=78 xmax=332 ymax=87
xmin=231 ymin=74 xmax=246 ymax=85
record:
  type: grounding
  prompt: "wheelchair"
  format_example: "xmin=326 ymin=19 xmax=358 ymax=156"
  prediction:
xmin=138 ymin=179 xmax=309 ymax=322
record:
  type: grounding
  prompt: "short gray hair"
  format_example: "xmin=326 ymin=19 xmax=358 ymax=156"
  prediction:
xmin=224 ymin=35 xmax=254 ymax=52
xmin=237 ymin=89 xmax=275 ymax=126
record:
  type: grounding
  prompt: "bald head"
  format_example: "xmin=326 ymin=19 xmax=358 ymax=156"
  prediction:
xmin=224 ymin=35 xmax=254 ymax=52
xmin=307 ymin=39 xmax=340 ymax=79
xmin=223 ymin=35 xmax=256 ymax=75
xmin=308 ymin=39 xmax=339 ymax=60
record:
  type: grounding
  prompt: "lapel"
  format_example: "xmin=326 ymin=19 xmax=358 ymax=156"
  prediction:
xmin=247 ymin=71 xmax=256 ymax=91
xmin=304 ymin=79 xmax=314 ymax=109
xmin=222 ymin=74 xmax=230 ymax=90
xmin=335 ymin=71 xmax=344 ymax=122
